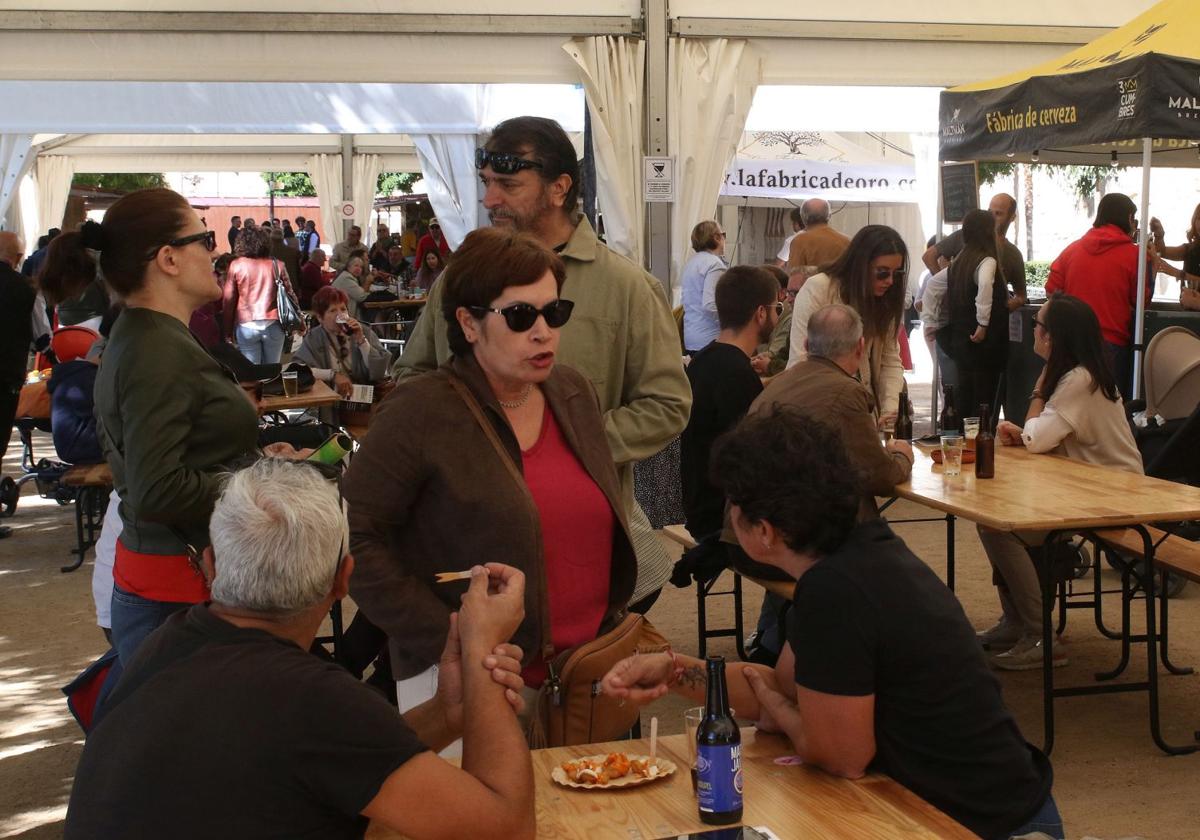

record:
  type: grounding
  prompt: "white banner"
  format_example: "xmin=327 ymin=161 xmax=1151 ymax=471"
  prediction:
xmin=721 ymin=158 xmax=919 ymax=203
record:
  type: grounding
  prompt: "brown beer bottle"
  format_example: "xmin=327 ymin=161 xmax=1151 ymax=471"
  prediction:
xmin=976 ymin=403 xmax=995 ymax=479
xmin=893 ymin=385 xmax=913 ymax=441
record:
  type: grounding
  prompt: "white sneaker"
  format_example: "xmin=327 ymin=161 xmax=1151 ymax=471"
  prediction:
xmin=976 ymin=617 xmax=1022 ymax=650
xmin=990 ymin=635 xmax=1069 ymax=671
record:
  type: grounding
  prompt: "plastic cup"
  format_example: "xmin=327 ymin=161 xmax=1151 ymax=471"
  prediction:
xmin=282 ymin=370 xmax=299 ymax=397
xmin=941 ymin=435 xmax=964 ymax=476
xmin=963 ymin=417 xmax=980 ymax=441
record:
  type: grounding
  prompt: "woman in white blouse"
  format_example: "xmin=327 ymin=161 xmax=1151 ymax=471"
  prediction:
xmin=978 ymin=293 xmax=1143 ymax=672
xmin=787 ymin=224 xmax=908 ymax=418
xmin=942 ymin=209 xmax=1009 ymax=419
xmin=680 ymin=220 xmax=728 ymax=354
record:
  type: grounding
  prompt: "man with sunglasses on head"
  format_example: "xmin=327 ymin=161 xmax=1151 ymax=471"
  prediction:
xmin=394 ymin=115 xmax=691 ymax=614
xmin=66 ymin=458 xmax=536 ymax=840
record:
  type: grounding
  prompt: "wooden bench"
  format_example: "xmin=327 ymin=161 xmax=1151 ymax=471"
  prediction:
xmin=660 ymin=524 xmax=795 ymax=658
xmin=1093 ymin=526 xmax=1200 ymax=584
xmin=1093 ymin=525 xmax=1200 ymax=678
xmin=62 ymin=462 xmax=114 ymax=574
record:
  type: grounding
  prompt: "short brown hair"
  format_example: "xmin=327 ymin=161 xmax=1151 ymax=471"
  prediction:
xmin=311 ymin=286 xmax=349 ymax=316
xmin=441 ymin=227 xmax=566 ymax=356
xmin=715 ymin=265 xmax=779 ymax=330
xmin=690 ymin=220 xmax=721 ymax=252
xmin=40 ymin=187 xmax=193 ymax=301
xmin=234 ymin=225 xmax=272 ymax=259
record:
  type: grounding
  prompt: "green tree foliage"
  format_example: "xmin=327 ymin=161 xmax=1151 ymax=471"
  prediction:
xmin=978 ymin=162 xmax=1016 ymax=187
xmin=71 ymin=173 xmax=167 ymax=192
xmin=977 ymin=162 xmax=1106 ymax=203
xmin=263 ymin=171 xmax=419 ymax=197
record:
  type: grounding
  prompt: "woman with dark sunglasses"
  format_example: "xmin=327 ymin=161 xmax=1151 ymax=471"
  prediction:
xmin=43 ymin=188 xmax=306 ymax=671
xmin=940 ymin=208 xmax=1009 ymax=419
xmin=978 ymin=293 xmax=1142 ymax=671
xmin=344 ymin=227 xmax=637 ymax=738
xmin=786 ymin=224 xmax=909 ymax=419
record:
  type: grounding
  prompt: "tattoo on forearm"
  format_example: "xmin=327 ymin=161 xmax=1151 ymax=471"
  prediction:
xmin=678 ymin=665 xmax=707 ymax=691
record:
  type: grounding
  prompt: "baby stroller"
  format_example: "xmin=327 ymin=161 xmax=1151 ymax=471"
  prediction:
xmin=1111 ymin=326 xmax=1200 ymax=596
xmin=2 ymin=326 xmax=101 ymax=516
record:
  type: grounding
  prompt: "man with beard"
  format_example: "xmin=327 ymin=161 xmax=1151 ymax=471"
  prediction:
xmin=391 ymin=116 xmax=689 ymax=657
xmin=681 ymin=265 xmax=781 ymax=540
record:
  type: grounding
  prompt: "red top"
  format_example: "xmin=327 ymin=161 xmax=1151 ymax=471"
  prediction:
xmin=1046 ymin=224 xmax=1153 ymax=346
xmin=520 ymin=407 xmax=614 ymax=687
xmin=414 ymin=232 xmax=451 ymax=268
xmin=114 ymin=539 xmax=210 ymax=604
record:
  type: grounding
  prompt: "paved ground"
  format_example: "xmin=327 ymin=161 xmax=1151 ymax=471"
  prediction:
xmin=2 ymin=423 xmax=1199 ymax=838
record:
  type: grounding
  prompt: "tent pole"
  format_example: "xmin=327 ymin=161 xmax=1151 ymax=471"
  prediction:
xmin=930 ymin=163 xmax=944 ymax=432
xmin=1132 ymin=137 xmax=1152 ymax=401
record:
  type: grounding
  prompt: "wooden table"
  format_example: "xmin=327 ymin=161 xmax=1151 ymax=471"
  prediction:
xmin=896 ymin=443 xmax=1200 ymax=754
xmin=368 ymin=730 xmax=974 ymax=840
xmin=258 ymin=379 xmax=340 ymax=414
xmin=362 ymin=298 xmax=427 ymax=312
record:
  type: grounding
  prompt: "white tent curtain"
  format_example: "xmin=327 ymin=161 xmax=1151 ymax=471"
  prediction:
xmin=0 ymin=133 xmax=34 ymax=225
xmin=410 ymin=133 xmax=481 ymax=250
xmin=306 ymin=154 xmax=344 ymax=250
xmin=35 ymin=155 xmax=75 ymax=236
xmin=564 ymin=36 xmax=645 ymax=263
xmin=667 ymin=38 xmax=761 ymax=294
xmin=351 ymin=153 xmax=384 ymax=239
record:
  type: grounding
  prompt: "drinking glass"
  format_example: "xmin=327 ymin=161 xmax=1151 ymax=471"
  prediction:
xmin=684 ymin=706 xmax=704 ymax=792
xmin=941 ymin=434 xmax=964 ymax=476
xmin=963 ymin=417 xmax=980 ymax=442
xmin=282 ymin=370 xmax=299 ymax=397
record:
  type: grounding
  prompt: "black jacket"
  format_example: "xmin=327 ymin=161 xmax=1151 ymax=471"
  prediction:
xmin=0 ymin=261 xmax=34 ymax=387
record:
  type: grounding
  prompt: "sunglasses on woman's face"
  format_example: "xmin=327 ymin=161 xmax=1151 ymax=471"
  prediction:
xmin=475 ymin=148 xmax=545 ymax=176
xmin=468 ymin=299 xmax=575 ymax=332
xmin=874 ymin=266 xmax=905 ymax=282
xmin=169 ymin=230 xmax=219 ymax=252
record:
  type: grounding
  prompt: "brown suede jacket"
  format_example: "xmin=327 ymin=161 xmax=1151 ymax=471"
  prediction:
xmin=343 ymin=353 xmax=637 ymax=678
xmin=750 ymin=355 xmax=912 ymax=516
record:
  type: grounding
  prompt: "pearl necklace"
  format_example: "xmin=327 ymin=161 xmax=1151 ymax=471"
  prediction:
xmin=498 ymin=384 xmax=533 ymax=409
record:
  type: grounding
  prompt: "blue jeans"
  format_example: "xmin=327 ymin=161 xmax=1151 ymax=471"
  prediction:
xmin=235 ymin=320 xmax=286 ymax=364
xmin=1005 ymin=793 xmax=1064 ymax=839
xmin=110 ymin=585 xmax=193 ymax=666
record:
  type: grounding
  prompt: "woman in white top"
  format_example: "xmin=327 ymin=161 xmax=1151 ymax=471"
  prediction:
xmin=680 ymin=220 xmax=727 ymax=353
xmin=978 ymin=293 xmax=1143 ymax=672
xmin=787 ymin=224 xmax=908 ymax=417
xmin=943 ymin=208 xmax=1008 ymax=419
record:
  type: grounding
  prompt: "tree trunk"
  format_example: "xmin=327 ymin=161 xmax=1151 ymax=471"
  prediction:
xmin=1023 ymin=164 xmax=1035 ymax=260
xmin=1011 ymin=166 xmax=1020 ymax=246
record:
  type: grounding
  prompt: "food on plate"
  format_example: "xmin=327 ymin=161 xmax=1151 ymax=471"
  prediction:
xmin=560 ymin=752 xmax=656 ymax=785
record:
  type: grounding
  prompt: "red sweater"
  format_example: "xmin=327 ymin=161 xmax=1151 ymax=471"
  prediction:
xmin=1046 ymin=225 xmax=1152 ymax=346
xmin=519 ymin=407 xmax=614 ymax=687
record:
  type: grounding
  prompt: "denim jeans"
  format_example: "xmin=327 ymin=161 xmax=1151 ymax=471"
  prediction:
xmin=235 ymin=320 xmax=286 ymax=364
xmin=110 ymin=585 xmax=193 ymax=666
xmin=1006 ymin=793 xmax=1065 ymax=839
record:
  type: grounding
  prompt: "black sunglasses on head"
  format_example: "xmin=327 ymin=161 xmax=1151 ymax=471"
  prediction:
xmin=476 ymin=147 xmax=545 ymax=176
xmin=468 ymin=299 xmax=574 ymax=331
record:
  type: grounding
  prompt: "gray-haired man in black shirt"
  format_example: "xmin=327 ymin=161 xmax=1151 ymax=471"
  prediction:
xmin=66 ymin=458 xmax=535 ymax=840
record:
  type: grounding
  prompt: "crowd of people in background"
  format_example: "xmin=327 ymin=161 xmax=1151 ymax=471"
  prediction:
xmin=17 ymin=111 xmax=1200 ymax=840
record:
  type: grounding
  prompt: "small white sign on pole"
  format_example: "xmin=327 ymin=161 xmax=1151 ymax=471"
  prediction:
xmin=643 ymin=156 xmax=675 ymax=203
xmin=340 ymin=201 xmax=356 ymax=219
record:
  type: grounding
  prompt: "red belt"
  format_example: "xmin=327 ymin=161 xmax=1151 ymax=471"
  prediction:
xmin=114 ymin=539 xmax=209 ymax=604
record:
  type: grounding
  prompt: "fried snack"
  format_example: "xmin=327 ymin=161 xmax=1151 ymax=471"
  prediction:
xmin=603 ymin=752 xmax=631 ymax=777
xmin=630 ymin=758 xmax=651 ymax=777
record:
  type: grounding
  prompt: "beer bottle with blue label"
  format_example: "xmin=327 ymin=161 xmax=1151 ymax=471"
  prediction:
xmin=696 ymin=655 xmax=743 ymax=825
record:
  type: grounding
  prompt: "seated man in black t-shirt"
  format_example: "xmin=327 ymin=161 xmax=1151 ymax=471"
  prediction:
xmin=66 ymin=458 xmax=535 ymax=840
xmin=602 ymin=407 xmax=1061 ymax=840
xmin=681 ymin=264 xmax=780 ymax=539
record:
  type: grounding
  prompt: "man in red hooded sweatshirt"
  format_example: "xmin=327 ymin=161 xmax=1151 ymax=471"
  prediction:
xmin=1045 ymin=192 xmax=1152 ymax=396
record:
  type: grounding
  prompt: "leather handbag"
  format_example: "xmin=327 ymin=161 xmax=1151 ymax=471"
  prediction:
xmin=272 ymin=258 xmax=305 ymax=333
xmin=445 ymin=372 xmax=668 ymax=747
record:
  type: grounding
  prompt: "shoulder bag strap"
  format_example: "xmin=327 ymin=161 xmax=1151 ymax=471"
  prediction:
xmin=445 ymin=372 xmax=524 ymax=487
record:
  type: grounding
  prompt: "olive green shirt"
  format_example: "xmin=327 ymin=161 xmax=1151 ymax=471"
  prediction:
xmin=95 ymin=308 xmax=259 ymax=555
xmin=394 ymin=216 xmax=692 ymax=486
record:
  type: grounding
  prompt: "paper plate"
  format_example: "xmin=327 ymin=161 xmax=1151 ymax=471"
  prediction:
xmin=551 ymin=754 xmax=677 ymax=790
xmin=931 ymin=447 xmax=976 ymax=465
